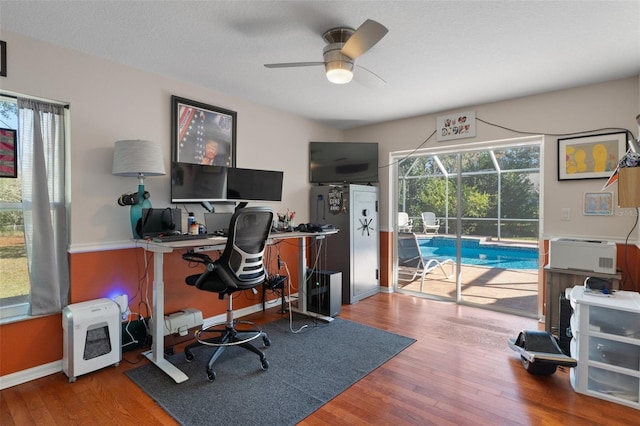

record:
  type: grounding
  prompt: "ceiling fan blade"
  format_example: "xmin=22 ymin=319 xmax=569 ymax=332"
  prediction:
xmin=341 ymin=19 xmax=388 ymax=59
xmin=354 ymin=65 xmax=386 ymax=88
xmin=264 ymin=62 xmax=324 ymax=68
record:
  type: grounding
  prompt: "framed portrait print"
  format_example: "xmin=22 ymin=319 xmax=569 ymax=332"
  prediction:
xmin=0 ymin=128 xmax=17 ymax=178
xmin=583 ymin=192 xmax=613 ymax=216
xmin=558 ymin=131 xmax=626 ymax=181
xmin=171 ymin=95 xmax=236 ymax=167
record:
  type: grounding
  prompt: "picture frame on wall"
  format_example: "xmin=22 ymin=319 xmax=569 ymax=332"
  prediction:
xmin=558 ymin=131 xmax=627 ymax=181
xmin=583 ymin=192 xmax=613 ymax=216
xmin=436 ymin=110 xmax=476 ymax=142
xmin=171 ymin=95 xmax=236 ymax=167
xmin=0 ymin=128 xmax=17 ymax=178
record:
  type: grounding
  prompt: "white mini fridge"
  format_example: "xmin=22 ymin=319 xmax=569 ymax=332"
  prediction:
xmin=62 ymin=298 xmax=121 ymax=382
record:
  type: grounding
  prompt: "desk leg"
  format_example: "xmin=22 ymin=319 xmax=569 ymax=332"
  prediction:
xmin=291 ymin=235 xmax=334 ymax=322
xmin=298 ymin=236 xmax=307 ymax=313
xmin=141 ymin=251 xmax=189 ymax=383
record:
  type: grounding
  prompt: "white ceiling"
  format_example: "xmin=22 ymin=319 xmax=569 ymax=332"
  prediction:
xmin=2 ymin=1 xmax=639 ymax=129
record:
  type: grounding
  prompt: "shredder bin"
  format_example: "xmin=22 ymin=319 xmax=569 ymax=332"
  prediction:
xmin=62 ymin=298 xmax=121 ymax=382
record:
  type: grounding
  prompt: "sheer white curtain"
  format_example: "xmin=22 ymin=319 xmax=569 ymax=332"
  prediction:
xmin=18 ymin=99 xmax=69 ymax=315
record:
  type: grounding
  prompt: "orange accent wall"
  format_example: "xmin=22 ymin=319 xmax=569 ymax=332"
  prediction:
xmin=2 ymin=234 xmax=638 ymax=377
xmin=0 ymin=315 xmax=63 ymax=376
xmin=0 ymin=240 xmax=300 ymax=376
xmin=617 ymin=243 xmax=640 ymax=292
xmin=380 ymin=231 xmax=391 ymax=288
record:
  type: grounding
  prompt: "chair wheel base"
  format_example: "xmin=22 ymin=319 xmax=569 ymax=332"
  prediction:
xmin=207 ymin=369 xmax=216 ymax=382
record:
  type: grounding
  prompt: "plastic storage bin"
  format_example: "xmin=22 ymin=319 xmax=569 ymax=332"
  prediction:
xmin=569 ymin=286 xmax=640 ymax=409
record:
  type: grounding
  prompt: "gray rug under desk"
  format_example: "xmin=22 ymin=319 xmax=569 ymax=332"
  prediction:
xmin=126 ymin=317 xmax=415 ymax=426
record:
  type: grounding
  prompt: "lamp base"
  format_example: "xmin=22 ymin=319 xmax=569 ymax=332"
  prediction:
xmin=130 ymin=184 xmax=152 ymax=238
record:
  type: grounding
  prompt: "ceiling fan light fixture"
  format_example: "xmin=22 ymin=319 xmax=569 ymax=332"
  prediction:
xmin=323 ymin=43 xmax=354 ymax=84
xmin=326 ymin=66 xmax=353 ymax=84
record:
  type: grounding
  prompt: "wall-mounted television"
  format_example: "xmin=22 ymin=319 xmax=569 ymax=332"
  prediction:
xmin=171 ymin=162 xmax=227 ymax=203
xmin=226 ymin=167 xmax=284 ymax=202
xmin=309 ymin=142 xmax=379 ymax=184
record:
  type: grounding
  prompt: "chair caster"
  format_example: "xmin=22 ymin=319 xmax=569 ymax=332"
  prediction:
xmin=260 ymin=358 xmax=269 ymax=370
xmin=207 ymin=368 xmax=216 ymax=382
xmin=263 ymin=336 xmax=271 ymax=347
xmin=185 ymin=350 xmax=194 ymax=362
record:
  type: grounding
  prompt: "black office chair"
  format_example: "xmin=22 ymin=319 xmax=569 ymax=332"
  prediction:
xmin=182 ymin=206 xmax=273 ymax=382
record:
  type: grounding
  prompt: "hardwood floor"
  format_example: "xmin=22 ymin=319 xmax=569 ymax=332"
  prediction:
xmin=2 ymin=293 xmax=637 ymax=425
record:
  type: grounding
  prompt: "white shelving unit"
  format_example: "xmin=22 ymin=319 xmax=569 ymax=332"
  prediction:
xmin=569 ymin=286 xmax=640 ymax=409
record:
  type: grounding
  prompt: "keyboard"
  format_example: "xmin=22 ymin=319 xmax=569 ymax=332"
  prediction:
xmin=152 ymin=234 xmax=210 ymax=243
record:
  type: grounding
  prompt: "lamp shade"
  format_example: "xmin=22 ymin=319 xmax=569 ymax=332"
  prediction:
xmin=112 ymin=139 xmax=165 ymax=177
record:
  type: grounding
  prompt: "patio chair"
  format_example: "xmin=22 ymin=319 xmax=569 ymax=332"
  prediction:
xmin=421 ymin=212 xmax=440 ymax=234
xmin=398 ymin=212 xmax=413 ymax=232
xmin=397 ymin=232 xmax=453 ymax=292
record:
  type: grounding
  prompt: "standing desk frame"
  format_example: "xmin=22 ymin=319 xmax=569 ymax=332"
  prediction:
xmin=137 ymin=230 xmax=338 ymax=383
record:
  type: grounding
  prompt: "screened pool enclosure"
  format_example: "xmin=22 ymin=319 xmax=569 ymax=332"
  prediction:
xmin=394 ymin=141 xmax=542 ymax=318
xmin=398 ymin=145 xmax=540 ymax=240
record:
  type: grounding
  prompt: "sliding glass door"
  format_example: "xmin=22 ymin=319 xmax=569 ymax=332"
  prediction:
xmin=395 ymin=138 xmax=542 ymax=317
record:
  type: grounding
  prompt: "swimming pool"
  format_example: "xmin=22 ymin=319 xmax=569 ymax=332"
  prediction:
xmin=417 ymin=236 xmax=539 ymax=270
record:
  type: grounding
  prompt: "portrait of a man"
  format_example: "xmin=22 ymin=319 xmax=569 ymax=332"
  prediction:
xmin=174 ymin=97 xmax=235 ymax=167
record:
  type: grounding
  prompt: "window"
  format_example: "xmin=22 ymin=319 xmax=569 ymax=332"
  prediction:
xmin=0 ymin=97 xmax=28 ymax=319
xmin=0 ymin=94 xmax=69 ymax=320
xmin=398 ymin=144 xmax=540 ymax=239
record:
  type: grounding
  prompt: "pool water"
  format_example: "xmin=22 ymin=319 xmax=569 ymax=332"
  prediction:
xmin=418 ymin=237 xmax=538 ymax=270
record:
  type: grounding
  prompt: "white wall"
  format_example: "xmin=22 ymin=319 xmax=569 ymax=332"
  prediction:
xmin=3 ymin=30 xmax=639 ymax=246
xmin=345 ymin=76 xmax=640 ymax=243
xmin=1 ymin=31 xmax=343 ymax=249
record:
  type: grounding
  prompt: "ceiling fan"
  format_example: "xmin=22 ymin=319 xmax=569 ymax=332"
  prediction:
xmin=264 ymin=19 xmax=388 ymax=86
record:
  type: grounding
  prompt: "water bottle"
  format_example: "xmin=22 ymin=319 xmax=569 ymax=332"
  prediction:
xmin=187 ymin=212 xmax=196 ymax=235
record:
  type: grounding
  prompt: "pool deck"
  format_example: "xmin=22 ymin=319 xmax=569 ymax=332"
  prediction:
xmin=397 ymin=263 xmax=539 ymax=316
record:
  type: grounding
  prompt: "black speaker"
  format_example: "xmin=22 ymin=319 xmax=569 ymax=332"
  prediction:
xmin=306 ymin=270 xmax=342 ymax=318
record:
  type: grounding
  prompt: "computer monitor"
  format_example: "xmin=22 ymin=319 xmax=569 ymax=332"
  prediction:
xmin=171 ymin=162 xmax=227 ymax=203
xmin=226 ymin=167 xmax=283 ymax=202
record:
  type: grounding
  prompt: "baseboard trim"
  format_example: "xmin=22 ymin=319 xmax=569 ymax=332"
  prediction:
xmin=0 ymin=360 xmax=62 ymax=390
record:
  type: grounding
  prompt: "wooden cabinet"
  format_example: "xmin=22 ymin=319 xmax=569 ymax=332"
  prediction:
xmin=544 ymin=266 xmax=620 ymax=334
xmin=569 ymin=286 xmax=640 ymax=409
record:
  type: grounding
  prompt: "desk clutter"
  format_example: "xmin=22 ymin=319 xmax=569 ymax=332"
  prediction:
xmin=135 ymin=208 xmax=234 ymax=240
xmin=134 ymin=205 xmax=338 ymax=243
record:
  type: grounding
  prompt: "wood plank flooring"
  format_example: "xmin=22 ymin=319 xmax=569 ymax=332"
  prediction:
xmin=2 ymin=292 xmax=637 ymax=425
